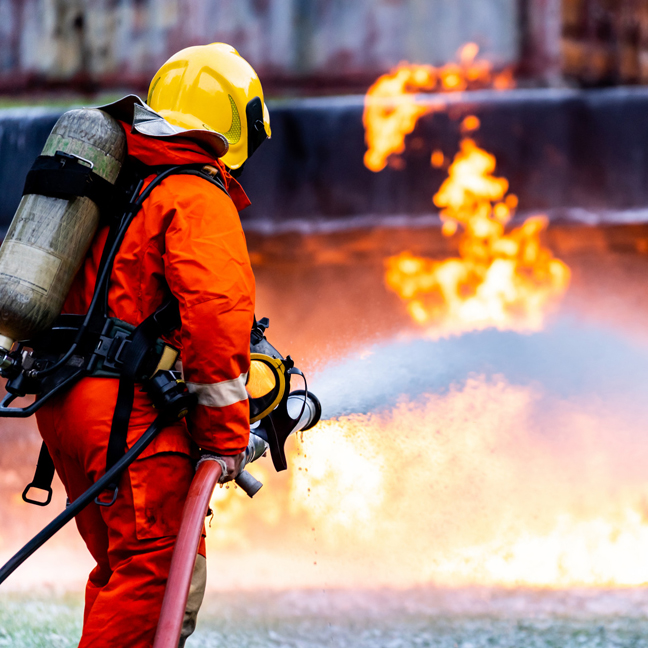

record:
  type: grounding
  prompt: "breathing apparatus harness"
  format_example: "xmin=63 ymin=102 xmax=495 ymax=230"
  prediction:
xmin=0 ymin=150 xmax=318 ymax=498
xmin=0 ymin=159 xmax=222 ymax=506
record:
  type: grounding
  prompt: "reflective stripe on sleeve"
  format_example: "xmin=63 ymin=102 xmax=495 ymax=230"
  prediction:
xmin=186 ymin=373 xmax=249 ymax=408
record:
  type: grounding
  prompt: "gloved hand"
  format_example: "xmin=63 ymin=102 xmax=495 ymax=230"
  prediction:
xmin=197 ymin=450 xmax=246 ymax=484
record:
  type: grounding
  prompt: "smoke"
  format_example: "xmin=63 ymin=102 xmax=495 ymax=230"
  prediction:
xmin=312 ymin=316 xmax=648 ymax=419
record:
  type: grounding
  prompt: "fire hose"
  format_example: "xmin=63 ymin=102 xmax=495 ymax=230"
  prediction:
xmin=153 ymin=459 xmax=221 ymax=648
xmin=153 ymin=391 xmax=321 ymax=648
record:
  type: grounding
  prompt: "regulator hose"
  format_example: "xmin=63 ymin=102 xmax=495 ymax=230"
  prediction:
xmin=0 ymin=414 xmax=166 ymax=586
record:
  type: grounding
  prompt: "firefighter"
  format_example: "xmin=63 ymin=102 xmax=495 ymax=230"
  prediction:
xmin=35 ymin=43 xmax=270 ymax=647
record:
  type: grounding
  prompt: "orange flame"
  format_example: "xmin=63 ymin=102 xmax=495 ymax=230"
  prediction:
xmin=195 ymin=376 xmax=648 ymax=589
xmin=363 ymin=43 xmax=515 ymax=172
xmin=363 ymin=46 xmax=569 ymax=335
xmin=9 ymin=375 xmax=648 ymax=591
xmin=384 ymin=137 xmax=570 ymax=335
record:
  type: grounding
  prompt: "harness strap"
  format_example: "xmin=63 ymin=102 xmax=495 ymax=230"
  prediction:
xmin=96 ymin=166 xmax=227 ymax=503
xmin=23 ymin=153 xmax=116 ymax=209
xmin=101 ymin=300 xmax=181 ymax=501
xmin=21 ymin=442 xmax=55 ymax=507
xmin=96 ymin=164 xmax=228 ymax=323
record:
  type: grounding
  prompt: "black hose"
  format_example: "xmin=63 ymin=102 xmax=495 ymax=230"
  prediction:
xmin=0 ymin=414 xmax=166 ymax=586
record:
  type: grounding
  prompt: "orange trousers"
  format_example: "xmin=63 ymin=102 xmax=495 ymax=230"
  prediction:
xmin=36 ymin=378 xmax=203 ymax=648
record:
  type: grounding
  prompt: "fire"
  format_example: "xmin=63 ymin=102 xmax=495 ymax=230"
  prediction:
xmin=6 ymin=369 xmax=648 ymax=591
xmin=384 ymin=138 xmax=570 ymax=335
xmin=363 ymin=43 xmax=514 ymax=172
xmin=364 ymin=48 xmax=569 ymax=335
xmin=200 ymin=375 xmax=648 ymax=589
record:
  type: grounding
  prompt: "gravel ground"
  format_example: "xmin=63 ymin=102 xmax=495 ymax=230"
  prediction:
xmin=3 ymin=588 xmax=648 ymax=647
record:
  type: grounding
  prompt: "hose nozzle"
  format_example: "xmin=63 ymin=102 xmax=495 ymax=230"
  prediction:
xmin=287 ymin=390 xmax=322 ymax=432
xmin=235 ymin=389 xmax=322 ymax=498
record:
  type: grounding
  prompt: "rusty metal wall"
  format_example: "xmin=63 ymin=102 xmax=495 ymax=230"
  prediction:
xmin=562 ymin=0 xmax=648 ymax=85
xmin=0 ymin=0 xmax=520 ymax=92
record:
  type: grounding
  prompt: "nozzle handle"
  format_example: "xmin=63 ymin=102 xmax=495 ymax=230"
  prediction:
xmin=235 ymin=470 xmax=263 ymax=498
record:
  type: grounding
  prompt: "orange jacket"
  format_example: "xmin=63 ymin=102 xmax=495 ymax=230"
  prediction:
xmin=64 ymin=127 xmax=255 ymax=455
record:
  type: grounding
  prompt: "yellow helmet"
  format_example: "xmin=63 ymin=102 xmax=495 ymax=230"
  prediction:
xmin=147 ymin=43 xmax=271 ymax=170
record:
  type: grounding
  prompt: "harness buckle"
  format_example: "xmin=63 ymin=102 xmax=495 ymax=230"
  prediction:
xmin=22 ymin=482 xmax=53 ymax=507
xmin=109 ymin=336 xmax=131 ymax=366
xmin=95 ymin=329 xmax=131 ymax=372
xmin=54 ymin=150 xmax=94 ymax=170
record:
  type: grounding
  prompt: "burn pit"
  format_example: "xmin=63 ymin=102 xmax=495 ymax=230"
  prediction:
xmin=3 ymin=223 xmax=648 ymax=593
xmin=4 ymin=45 xmax=648 ymax=646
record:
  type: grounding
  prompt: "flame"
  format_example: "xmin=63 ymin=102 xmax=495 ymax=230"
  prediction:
xmin=363 ymin=43 xmax=514 ymax=172
xmin=364 ymin=48 xmax=568 ymax=335
xmin=201 ymin=376 xmax=648 ymax=589
xmin=6 ymin=370 xmax=648 ymax=591
xmin=384 ymin=138 xmax=570 ymax=335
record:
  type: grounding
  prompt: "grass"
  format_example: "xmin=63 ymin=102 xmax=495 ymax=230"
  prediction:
xmin=191 ymin=614 xmax=648 ymax=647
xmin=3 ymin=590 xmax=648 ymax=647
xmin=0 ymin=593 xmax=82 ymax=647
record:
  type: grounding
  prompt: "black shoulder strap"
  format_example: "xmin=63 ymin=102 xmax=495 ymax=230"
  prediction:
xmin=156 ymin=164 xmax=230 ymax=197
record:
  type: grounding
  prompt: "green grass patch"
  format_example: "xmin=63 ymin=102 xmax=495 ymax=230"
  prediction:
xmin=3 ymin=590 xmax=648 ymax=647
xmin=0 ymin=593 xmax=83 ymax=647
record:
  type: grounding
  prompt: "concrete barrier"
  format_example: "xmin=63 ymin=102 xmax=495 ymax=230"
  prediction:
xmin=2 ymin=88 xmax=648 ymax=233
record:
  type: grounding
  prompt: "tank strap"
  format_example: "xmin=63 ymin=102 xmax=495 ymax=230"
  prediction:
xmin=22 ymin=152 xmax=116 ymax=210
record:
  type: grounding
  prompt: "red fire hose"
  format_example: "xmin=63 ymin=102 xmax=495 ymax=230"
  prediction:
xmin=152 ymin=459 xmax=222 ymax=648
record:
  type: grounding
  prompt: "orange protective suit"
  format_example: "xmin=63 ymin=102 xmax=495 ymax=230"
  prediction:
xmin=35 ymin=124 xmax=255 ymax=647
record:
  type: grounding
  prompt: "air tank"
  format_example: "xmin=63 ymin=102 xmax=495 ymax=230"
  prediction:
xmin=0 ymin=109 xmax=126 ymax=354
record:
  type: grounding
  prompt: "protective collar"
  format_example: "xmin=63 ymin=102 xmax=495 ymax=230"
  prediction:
xmin=97 ymin=95 xmax=229 ymax=160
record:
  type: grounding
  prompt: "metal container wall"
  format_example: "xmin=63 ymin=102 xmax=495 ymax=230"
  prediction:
xmin=3 ymin=88 xmax=648 ymax=233
xmin=0 ymin=0 xmax=519 ymax=92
